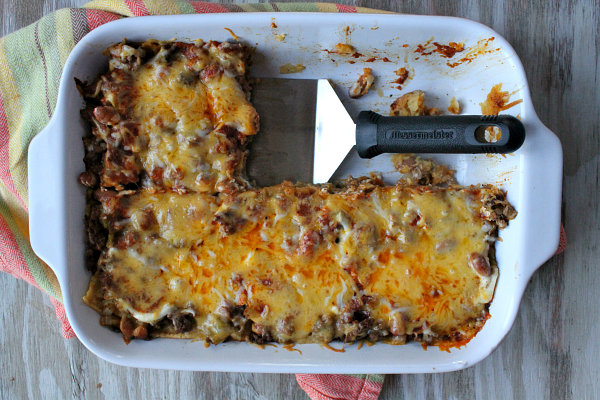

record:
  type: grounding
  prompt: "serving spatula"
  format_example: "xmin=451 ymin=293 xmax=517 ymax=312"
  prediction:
xmin=247 ymin=78 xmax=525 ymax=186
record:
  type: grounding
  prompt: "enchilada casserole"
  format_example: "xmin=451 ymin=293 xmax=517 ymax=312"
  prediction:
xmin=78 ymin=39 xmax=516 ymax=348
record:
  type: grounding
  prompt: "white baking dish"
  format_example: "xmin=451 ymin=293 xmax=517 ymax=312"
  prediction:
xmin=28 ymin=13 xmax=562 ymax=373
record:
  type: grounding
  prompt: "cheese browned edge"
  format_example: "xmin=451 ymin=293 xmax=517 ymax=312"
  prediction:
xmin=79 ymin=40 xmax=517 ymax=349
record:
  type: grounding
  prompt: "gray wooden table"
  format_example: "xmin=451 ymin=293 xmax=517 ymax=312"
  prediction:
xmin=1 ymin=0 xmax=598 ymax=399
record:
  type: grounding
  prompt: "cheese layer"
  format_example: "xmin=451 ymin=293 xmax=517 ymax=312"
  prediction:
xmin=85 ymin=40 xmax=258 ymax=193
xmin=86 ymin=183 xmax=499 ymax=345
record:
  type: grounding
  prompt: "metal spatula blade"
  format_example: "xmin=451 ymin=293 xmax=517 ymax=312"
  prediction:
xmin=247 ymin=78 xmax=358 ymax=186
xmin=247 ymin=78 xmax=526 ymax=186
xmin=246 ymin=78 xmax=319 ymax=186
xmin=313 ymin=80 xmax=357 ymax=185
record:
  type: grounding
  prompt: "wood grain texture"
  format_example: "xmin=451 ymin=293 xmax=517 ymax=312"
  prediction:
xmin=1 ymin=0 xmax=598 ymax=399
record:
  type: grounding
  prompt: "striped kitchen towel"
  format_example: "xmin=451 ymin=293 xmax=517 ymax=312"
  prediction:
xmin=297 ymin=374 xmax=385 ymax=400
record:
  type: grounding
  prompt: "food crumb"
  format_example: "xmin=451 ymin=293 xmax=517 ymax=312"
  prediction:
xmin=480 ymin=83 xmax=523 ymax=115
xmin=392 ymin=154 xmax=457 ymax=186
xmin=434 ymin=41 xmax=464 ymax=57
xmin=270 ymin=20 xmax=286 ymax=42
xmin=448 ymin=96 xmax=461 ymax=114
xmin=279 ymin=63 xmax=306 ymax=74
xmin=390 ymin=90 xmax=440 ymax=116
xmin=394 ymin=67 xmax=410 ymax=88
xmin=323 ymin=343 xmax=346 ymax=353
xmin=349 ymin=68 xmax=375 ymax=99
xmin=484 ymin=126 xmax=502 ymax=142
xmin=335 ymin=43 xmax=355 ymax=54
xmin=223 ymin=28 xmax=239 ymax=41
xmin=395 ymin=67 xmax=409 ymax=80
xmin=283 ymin=344 xmax=303 ymax=354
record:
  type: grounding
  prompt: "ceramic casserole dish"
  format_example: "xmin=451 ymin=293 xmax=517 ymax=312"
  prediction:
xmin=28 ymin=13 xmax=562 ymax=373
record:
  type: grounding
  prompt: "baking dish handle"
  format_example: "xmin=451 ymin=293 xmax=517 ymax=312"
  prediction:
xmin=28 ymin=116 xmax=68 ymax=282
xmin=519 ymin=118 xmax=563 ymax=278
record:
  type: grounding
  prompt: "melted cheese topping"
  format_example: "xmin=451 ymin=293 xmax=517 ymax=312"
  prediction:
xmin=103 ymin=41 xmax=258 ymax=193
xmin=87 ymin=184 xmax=497 ymax=344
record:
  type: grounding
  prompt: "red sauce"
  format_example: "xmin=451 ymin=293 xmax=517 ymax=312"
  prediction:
xmin=480 ymin=83 xmax=523 ymax=115
xmin=414 ymin=41 xmax=465 ymax=60
xmin=447 ymin=37 xmax=497 ymax=68
xmin=432 ymin=42 xmax=464 ymax=58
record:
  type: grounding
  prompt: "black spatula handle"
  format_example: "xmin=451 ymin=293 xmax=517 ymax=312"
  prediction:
xmin=356 ymin=112 xmax=525 ymax=158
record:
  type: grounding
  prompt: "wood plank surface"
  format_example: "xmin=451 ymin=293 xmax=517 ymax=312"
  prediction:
xmin=1 ymin=0 xmax=598 ymax=399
